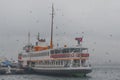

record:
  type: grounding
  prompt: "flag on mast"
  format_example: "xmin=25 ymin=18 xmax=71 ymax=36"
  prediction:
xmin=75 ymin=37 xmax=83 ymax=42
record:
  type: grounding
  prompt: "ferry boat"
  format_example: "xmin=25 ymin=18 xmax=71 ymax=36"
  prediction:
xmin=18 ymin=4 xmax=92 ymax=76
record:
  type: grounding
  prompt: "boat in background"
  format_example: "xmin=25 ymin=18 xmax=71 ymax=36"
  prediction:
xmin=18 ymin=4 xmax=92 ymax=76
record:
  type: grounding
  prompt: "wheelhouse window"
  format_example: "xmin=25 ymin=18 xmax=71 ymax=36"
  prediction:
xmin=69 ymin=48 xmax=88 ymax=53
xmin=74 ymin=48 xmax=80 ymax=52
xmin=55 ymin=49 xmax=61 ymax=54
xmin=50 ymin=50 xmax=54 ymax=54
xmin=62 ymin=48 xmax=69 ymax=53
xmin=50 ymin=49 xmax=61 ymax=54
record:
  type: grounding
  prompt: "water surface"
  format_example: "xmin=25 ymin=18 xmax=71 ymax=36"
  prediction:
xmin=0 ymin=65 xmax=120 ymax=80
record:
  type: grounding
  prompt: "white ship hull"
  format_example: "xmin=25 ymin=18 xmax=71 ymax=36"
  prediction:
xmin=32 ymin=67 xmax=92 ymax=76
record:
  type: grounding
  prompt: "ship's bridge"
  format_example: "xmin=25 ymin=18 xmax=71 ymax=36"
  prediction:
xmin=50 ymin=47 xmax=88 ymax=54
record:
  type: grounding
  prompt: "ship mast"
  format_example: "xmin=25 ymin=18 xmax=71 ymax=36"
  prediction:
xmin=28 ymin=32 xmax=30 ymax=45
xmin=50 ymin=4 xmax=54 ymax=49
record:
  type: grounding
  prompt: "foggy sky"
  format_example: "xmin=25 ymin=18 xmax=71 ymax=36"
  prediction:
xmin=0 ymin=0 xmax=120 ymax=64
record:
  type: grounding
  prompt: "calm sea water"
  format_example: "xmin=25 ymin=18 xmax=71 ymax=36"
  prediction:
xmin=0 ymin=65 xmax=120 ymax=80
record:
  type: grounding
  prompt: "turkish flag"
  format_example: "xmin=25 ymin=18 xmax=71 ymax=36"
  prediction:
xmin=75 ymin=37 xmax=83 ymax=42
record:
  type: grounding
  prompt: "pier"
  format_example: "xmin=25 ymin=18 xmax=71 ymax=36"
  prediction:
xmin=0 ymin=67 xmax=25 ymax=75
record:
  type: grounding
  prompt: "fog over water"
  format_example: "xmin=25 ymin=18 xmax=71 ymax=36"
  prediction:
xmin=0 ymin=0 xmax=120 ymax=65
